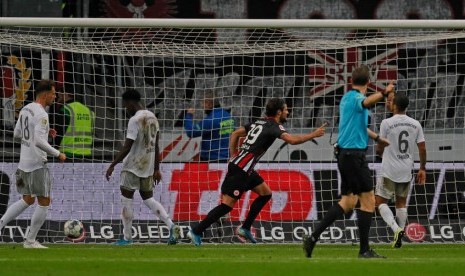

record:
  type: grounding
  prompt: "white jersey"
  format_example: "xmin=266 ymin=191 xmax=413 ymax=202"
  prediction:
xmin=122 ymin=110 xmax=159 ymax=177
xmin=14 ymin=102 xmax=60 ymax=172
xmin=380 ymin=114 xmax=425 ymax=182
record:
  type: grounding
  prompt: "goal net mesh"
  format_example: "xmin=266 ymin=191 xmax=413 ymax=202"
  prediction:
xmin=1 ymin=22 xmax=464 ymax=244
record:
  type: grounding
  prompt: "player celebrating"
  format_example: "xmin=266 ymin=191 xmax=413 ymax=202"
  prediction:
xmin=187 ymin=98 xmax=326 ymax=245
xmin=376 ymin=93 xmax=426 ymax=248
xmin=0 ymin=80 xmax=66 ymax=248
xmin=105 ymin=89 xmax=180 ymax=245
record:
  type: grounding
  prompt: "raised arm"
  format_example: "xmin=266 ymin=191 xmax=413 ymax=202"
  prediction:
xmin=280 ymin=123 xmax=326 ymax=145
xmin=362 ymin=80 xmax=395 ymax=108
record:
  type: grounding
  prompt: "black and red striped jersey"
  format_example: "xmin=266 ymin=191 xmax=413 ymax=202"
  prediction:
xmin=230 ymin=117 xmax=286 ymax=173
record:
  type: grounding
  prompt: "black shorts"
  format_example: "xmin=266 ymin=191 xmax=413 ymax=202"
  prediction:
xmin=337 ymin=149 xmax=374 ymax=195
xmin=221 ymin=163 xmax=264 ymax=199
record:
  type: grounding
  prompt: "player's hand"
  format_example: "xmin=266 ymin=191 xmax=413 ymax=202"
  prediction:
xmin=377 ymin=136 xmax=390 ymax=148
xmin=106 ymin=166 xmax=114 ymax=181
xmin=153 ymin=170 xmax=162 ymax=183
xmin=57 ymin=153 xmax=66 ymax=163
xmin=384 ymin=80 xmax=396 ymax=95
xmin=186 ymin=108 xmax=194 ymax=114
xmin=416 ymin=168 xmax=426 ymax=185
xmin=49 ymin=128 xmax=57 ymax=138
xmin=311 ymin=122 xmax=327 ymax=138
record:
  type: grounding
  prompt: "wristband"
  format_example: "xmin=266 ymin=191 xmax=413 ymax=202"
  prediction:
xmin=374 ymin=135 xmax=380 ymax=142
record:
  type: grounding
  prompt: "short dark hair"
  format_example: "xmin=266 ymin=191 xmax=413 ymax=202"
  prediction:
xmin=393 ymin=93 xmax=409 ymax=112
xmin=265 ymin=98 xmax=286 ymax=117
xmin=35 ymin=79 xmax=55 ymax=98
xmin=351 ymin=65 xmax=370 ymax=86
xmin=122 ymin=89 xmax=141 ymax=102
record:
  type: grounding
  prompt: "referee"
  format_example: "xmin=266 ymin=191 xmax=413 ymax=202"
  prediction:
xmin=304 ymin=65 xmax=394 ymax=258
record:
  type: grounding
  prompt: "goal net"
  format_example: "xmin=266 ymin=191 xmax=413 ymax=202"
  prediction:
xmin=0 ymin=18 xmax=464 ymax=244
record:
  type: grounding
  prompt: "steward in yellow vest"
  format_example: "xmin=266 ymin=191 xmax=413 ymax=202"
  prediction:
xmin=50 ymin=91 xmax=95 ymax=158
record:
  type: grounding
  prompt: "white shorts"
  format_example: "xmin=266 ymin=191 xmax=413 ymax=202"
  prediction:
xmin=120 ymin=171 xmax=154 ymax=192
xmin=16 ymin=166 xmax=52 ymax=197
xmin=375 ymin=177 xmax=410 ymax=200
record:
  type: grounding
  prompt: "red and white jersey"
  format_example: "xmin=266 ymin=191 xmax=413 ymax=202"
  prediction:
xmin=14 ymin=102 xmax=60 ymax=172
xmin=380 ymin=114 xmax=425 ymax=182
xmin=122 ymin=110 xmax=159 ymax=177
xmin=231 ymin=117 xmax=286 ymax=173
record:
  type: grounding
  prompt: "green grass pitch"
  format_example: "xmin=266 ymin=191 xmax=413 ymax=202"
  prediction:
xmin=1 ymin=243 xmax=464 ymax=275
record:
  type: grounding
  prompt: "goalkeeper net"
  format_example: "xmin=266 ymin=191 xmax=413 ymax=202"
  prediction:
xmin=0 ymin=18 xmax=465 ymax=244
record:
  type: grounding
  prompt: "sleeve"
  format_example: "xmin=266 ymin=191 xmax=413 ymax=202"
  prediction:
xmin=126 ymin=117 xmax=138 ymax=141
xmin=275 ymin=123 xmax=287 ymax=138
xmin=416 ymin=123 xmax=426 ymax=143
xmin=13 ymin=114 xmax=22 ymax=140
xmin=354 ymin=93 xmax=366 ymax=112
xmin=379 ymin=120 xmax=388 ymax=137
xmin=35 ymin=115 xmax=60 ymax=157
xmin=243 ymin=123 xmax=252 ymax=134
xmin=183 ymin=113 xmax=202 ymax=138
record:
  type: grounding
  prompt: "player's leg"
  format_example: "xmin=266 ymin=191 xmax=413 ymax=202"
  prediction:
xmin=0 ymin=169 xmax=34 ymax=230
xmin=139 ymin=185 xmax=180 ymax=245
xmin=23 ymin=167 xmax=51 ymax=249
xmin=189 ymin=194 xmax=236 ymax=246
xmin=118 ymin=187 xmax=135 ymax=244
xmin=394 ymin=182 xmax=409 ymax=229
xmin=239 ymin=172 xmax=272 ymax=243
xmin=376 ymin=178 xmax=401 ymax=232
xmin=189 ymin=164 xmax=244 ymax=245
xmin=117 ymin=171 xmax=137 ymax=245
xmin=391 ymin=183 xmax=409 ymax=248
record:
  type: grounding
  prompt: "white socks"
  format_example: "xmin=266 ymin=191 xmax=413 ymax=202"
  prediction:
xmin=396 ymin=208 xmax=408 ymax=229
xmin=143 ymin=198 xmax=173 ymax=228
xmin=378 ymin=203 xmax=401 ymax=232
xmin=0 ymin=199 xmax=30 ymax=230
xmin=26 ymin=205 xmax=49 ymax=242
xmin=121 ymin=196 xmax=134 ymax=241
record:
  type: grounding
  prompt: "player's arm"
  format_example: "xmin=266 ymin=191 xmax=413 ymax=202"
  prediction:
xmin=35 ymin=117 xmax=66 ymax=162
xmin=362 ymin=80 xmax=395 ymax=108
xmin=375 ymin=121 xmax=390 ymax=156
xmin=416 ymin=141 xmax=427 ymax=185
xmin=153 ymin=132 xmax=162 ymax=182
xmin=229 ymin=126 xmax=247 ymax=157
xmin=280 ymin=123 xmax=327 ymax=145
xmin=105 ymin=138 xmax=134 ymax=181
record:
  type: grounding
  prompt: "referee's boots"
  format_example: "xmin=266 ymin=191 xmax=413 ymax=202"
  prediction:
xmin=358 ymin=249 xmax=386 ymax=258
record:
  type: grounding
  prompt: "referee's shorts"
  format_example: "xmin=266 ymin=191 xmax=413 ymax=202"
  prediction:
xmin=337 ymin=148 xmax=374 ymax=195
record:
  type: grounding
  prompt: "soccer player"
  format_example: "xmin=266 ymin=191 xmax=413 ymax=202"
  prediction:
xmin=303 ymin=65 xmax=395 ymax=258
xmin=187 ymin=98 xmax=327 ymax=246
xmin=0 ymin=80 xmax=67 ymax=248
xmin=105 ymin=89 xmax=180 ymax=245
xmin=375 ymin=93 xmax=426 ymax=248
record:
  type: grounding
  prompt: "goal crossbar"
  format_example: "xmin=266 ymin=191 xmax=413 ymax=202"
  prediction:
xmin=1 ymin=17 xmax=465 ymax=29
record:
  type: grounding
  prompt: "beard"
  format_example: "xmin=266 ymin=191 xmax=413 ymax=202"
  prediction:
xmin=279 ymin=117 xmax=287 ymax=123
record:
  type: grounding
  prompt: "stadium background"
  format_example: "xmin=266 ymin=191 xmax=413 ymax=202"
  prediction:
xmin=0 ymin=0 xmax=464 ymax=244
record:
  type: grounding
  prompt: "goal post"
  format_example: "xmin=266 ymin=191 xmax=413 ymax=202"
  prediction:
xmin=0 ymin=18 xmax=465 ymax=244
